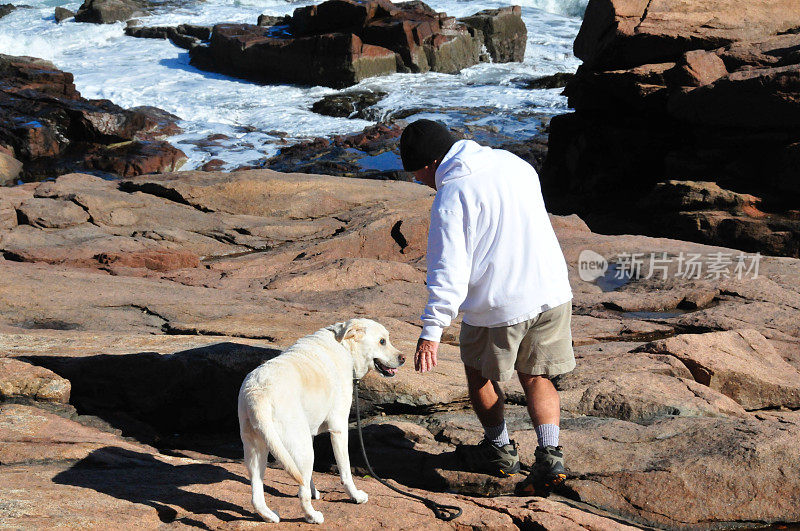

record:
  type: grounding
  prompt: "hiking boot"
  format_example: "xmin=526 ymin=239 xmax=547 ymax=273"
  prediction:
xmin=515 ymin=445 xmax=566 ymax=497
xmin=455 ymin=439 xmax=521 ymax=477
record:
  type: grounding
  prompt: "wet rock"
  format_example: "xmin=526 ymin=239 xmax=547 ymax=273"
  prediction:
xmin=124 ymin=24 xmax=211 ymax=50
xmin=524 ymin=72 xmax=574 ymax=89
xmin=54 ymin=6 xmax=74 ymax=22
xmin=256 ymin=13 xmax=290 ymax=26
xmin=263 ymin=122 xmax=410 ymax=179
xmin=0 ymin=55 xmax=186 ymax=181
xmin=190 ymin=0 xmax=525 ymax=88
xmin=636 ymin=329 xmax=800 ymax=410
xmin=459 ymin=6 xmax=527 ymax=63
xmin=81 ymin=140 xmax=187 ymax=177
xmin=0 ymin=358 xmax=70 ymax=403
xmin=198 ymin=158 xmax=225 ymax=171
xmin=0 ymin=3 xmax=30 ymax=18
xmin=74 ymin=0 xmax=144 ymax=24
xmin=190 ymin=23 xmax=399 ymax=89
xmin=311 ymin=90 xmax=387 ymax=118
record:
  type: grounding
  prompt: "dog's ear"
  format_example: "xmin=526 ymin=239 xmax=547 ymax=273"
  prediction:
xmin=342 ymin=323 xmax=366 ymax=342
xmin=331 ymin=320 xmax=366 ymax=343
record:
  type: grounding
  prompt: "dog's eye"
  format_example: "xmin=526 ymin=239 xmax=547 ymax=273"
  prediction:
xmin=379 ymin=338 xmax=386 ymax=345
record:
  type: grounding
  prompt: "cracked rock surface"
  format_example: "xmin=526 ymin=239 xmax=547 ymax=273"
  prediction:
xmin=1 ymin=169 xmax=799 ymax=529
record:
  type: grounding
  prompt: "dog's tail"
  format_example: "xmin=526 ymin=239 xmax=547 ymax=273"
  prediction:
xmin=249 ymin=399 xmax=304 ymax=486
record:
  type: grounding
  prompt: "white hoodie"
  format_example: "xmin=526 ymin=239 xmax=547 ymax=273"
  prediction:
xmin=420 ymin=139 xmax=572 ymax=342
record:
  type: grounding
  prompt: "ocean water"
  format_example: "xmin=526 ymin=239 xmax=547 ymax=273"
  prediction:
xmin=0 ymin=0 xmax=585 ymax=170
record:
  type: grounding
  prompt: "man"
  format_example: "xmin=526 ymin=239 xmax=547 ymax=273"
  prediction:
xmin=400 ymin=119 xmax=575 ymax=496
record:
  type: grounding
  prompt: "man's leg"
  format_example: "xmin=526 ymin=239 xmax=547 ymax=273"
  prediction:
xmin=456 ymin=364 xmax=519 ymax=475
xmin=465 ymin=364 xmax=504 ymax=428
xmin=517 ymin=372 xmax=560 ymax=446
xmin=516 ymin=371 xmax=566 ymax=495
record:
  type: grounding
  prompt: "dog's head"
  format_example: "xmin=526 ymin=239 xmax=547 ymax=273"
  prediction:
xmin=330 ymin=318 xmax=405 ymax=379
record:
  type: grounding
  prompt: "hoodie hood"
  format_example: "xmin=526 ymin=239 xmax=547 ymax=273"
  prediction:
xmin=435 ymin=139 xmax=494 ymax=190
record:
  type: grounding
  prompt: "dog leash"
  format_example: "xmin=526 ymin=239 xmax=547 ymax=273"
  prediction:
xmin=352 ymin=378 xmax=462 ymax=521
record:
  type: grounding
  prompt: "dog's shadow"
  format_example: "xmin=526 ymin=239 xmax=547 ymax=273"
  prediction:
xmin=51 ymin=446 xmax=285 ymax=528
xmin=315 ymin=423 xmax=497 ymax=494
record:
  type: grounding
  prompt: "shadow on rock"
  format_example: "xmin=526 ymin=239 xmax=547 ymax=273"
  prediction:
xmin=28 ymin=342 xmax=282 ymax=453
xmin=52 ymin=446 xmax=261 ymax=527
xmin=315 ymin=422 xmax=522 ymax=497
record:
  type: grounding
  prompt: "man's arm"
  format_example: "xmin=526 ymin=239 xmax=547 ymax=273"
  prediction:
xmin=415 ymin=202 xmax=471 ymax=372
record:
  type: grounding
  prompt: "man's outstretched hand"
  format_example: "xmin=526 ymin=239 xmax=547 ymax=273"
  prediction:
xmin=414 ymin=339 xmax=439 ymax=373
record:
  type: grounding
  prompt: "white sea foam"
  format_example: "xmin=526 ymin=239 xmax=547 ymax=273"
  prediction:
xmin=0 ymin=0 xmax=583 ymax=170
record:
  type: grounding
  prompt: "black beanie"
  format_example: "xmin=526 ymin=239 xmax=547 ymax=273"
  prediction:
xmin=400 ymin=119 xmax=457 ymax=172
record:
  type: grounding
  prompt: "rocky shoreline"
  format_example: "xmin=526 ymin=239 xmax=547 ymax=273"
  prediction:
xmin=0 ymin=54 xmax=186 ymax=183
xmin=2 ymin=1 xmax=800 ymax=528
xmin=541 ymin=0 xmax=800 ymax=258
xmin=188 ymin=0 xmax=526 ymax=88
xmin=1 ymin=169 xmax=799 ymax=529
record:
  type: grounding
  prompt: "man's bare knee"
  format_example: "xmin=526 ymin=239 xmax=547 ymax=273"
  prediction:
xmin=465 ymin=365 xmax=489 ymax=390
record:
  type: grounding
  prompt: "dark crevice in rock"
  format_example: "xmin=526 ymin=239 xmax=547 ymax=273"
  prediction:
xmin=119 ymin=181 xmax=212 ymax=213
xmin=390 ymin=220 xmax=408 ymax=253
xmin=163 ymin=324 xmax=277 ymax=342
xmin=2 ymin=250 xmax=25 ymax=262
xmin=118 ymin=304 xmax=170 ymax=331
xmin=68 ymin=197 xmax=98 ymax=226
xmin=634 ymin=0 xmax=654 ymax=32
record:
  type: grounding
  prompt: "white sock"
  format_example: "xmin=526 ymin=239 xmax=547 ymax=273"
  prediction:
xmin=535 ymin=423 xmax=559 ymax=447
xmin=484 ymin=421 xmax=510 ymax=447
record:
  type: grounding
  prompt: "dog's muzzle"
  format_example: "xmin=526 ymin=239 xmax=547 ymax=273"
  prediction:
xmin=374 ymin=359 xmax=398 ymax=377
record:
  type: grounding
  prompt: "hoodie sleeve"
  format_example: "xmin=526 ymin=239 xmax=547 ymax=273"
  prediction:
xmin=420 ymin=200 xmax=471 ymax=342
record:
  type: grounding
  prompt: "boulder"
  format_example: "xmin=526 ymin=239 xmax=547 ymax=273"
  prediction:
xmin=16 ymin=197 xmax=90 ymax=229
xmin=54 ymin=6 xmax=74 ymax=21
xmin=635 ymin=329 xmax=800 ymax=410
xmin=191 ymin=25 xmax=399 ymax=89
xmin=74 ymin=0 xmax=143 ymax=23
xmin=1 ymin=55 xmax=186 ymax=182
xmin=0 ymin=146 xmax=22 ymax=185
xmin=256 ymin=13 xmax=290 ymax=26
xmin=124 ymin=24 xmax=211 ymax=50
xmin=541 ymin=0 xmax=800 ymax=257
xmin=311 ymin=90 xmax=387 ymax=118
xmin=459 ymin=6 xmax=527 ymax=63
xmin=0 ymin=358 xmax=70 ymax=403
xmin=0 ymin=3 xmax=29 ymax=18
xmin=524 ymin=72 xmax=574 ymax=89
xmin=189 ymin=0 xmax=525 ymax=88
xmin=574 ymin=0 xmax=800 ymax=71
xmin=668 ymin=64 xmax=800 ymax=127
xmin=557 ymin=349 xmax=747 ymax=421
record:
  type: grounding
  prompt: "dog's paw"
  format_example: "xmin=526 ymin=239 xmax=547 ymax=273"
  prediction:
xmin=257 ymin=509 xmax=280 ymax=523
xmin=312 ymin=488 xmax=321 ymax=500
xmin=352 ymin=490 xmax=368 ymax=504
xmin=304 ymin=510 xmax=324 ymax=524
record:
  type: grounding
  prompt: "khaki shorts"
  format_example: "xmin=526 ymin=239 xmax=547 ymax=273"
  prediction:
xmin=459 ymin=301 xmax=575 ymax=382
